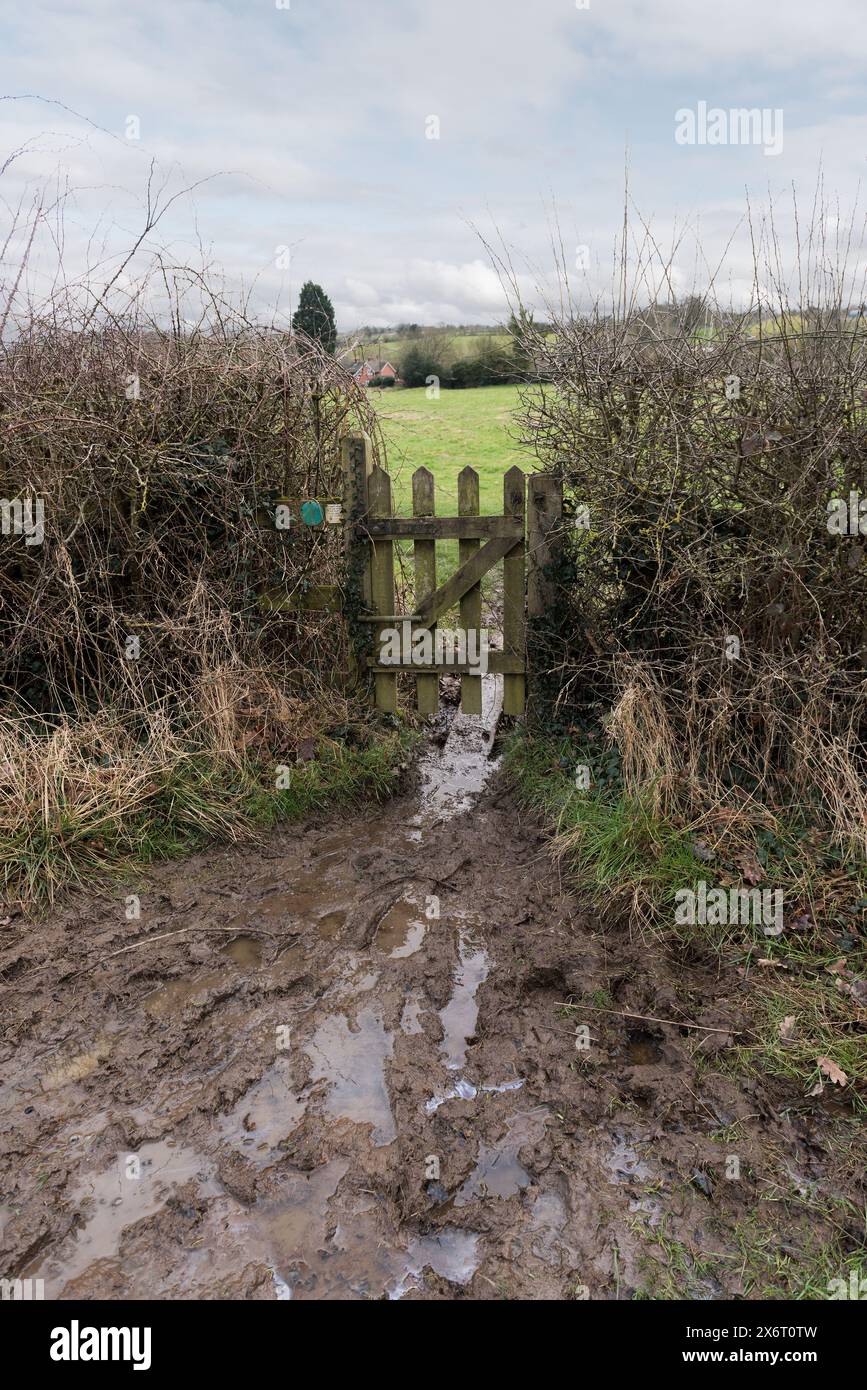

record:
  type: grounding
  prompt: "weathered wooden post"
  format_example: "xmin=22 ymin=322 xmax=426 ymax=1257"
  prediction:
xmin=458 ymin=464 xmax=482 ymax=715
xmin=341 ymin=433 xmax=373 ymax=597
xmin=502 ymin=465 xmax=526 ymax=715
xmin=526 ymin=473 xmax=563 ymax=616
xmin=526 ymin=472 xmax=564 ymax=716
xmin=369 ymin=464 xmax=397 ymax=712
xmin=413 ymin=466 xmax=438 ymax=716
xmin=341 ymin=433 xmax=373 ymax=690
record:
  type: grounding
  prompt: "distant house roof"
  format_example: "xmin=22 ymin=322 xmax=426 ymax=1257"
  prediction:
xmin=350 ymin=359 xmax=397 ymax=380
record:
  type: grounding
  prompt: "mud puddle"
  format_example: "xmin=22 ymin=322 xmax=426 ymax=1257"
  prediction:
xmin=2 ymin=670 xmax=863 ymax=1300
xmin=1 ymin=675 xmax=515 ymax=1299
xmin=438 ymin=926 xmax=490 ymax=1070
xmin=455 ymin=1109 xmax=548 ymax=1204
xmin=373 ymin=896 xmax=426 ymax=958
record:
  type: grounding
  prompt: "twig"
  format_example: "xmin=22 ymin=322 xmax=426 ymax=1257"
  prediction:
xmin=96 ymin=924 xmax=280 ymax=962
xmin=557 ymin=1000 xmax=739 ymax=1036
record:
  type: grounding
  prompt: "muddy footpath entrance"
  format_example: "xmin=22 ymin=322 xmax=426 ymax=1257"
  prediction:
xmin=1 ymin=678 xmax=862 ymax=1300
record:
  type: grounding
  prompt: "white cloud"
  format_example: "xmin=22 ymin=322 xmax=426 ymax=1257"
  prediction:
xmin=2 ymin=0 xmax=866 ymax=326
xmin=585 ymin=0 xmax=867 ymax=76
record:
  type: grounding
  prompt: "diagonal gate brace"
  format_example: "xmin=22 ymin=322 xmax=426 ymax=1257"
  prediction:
xmin=411 ymin=532 xmax=520 ymax=626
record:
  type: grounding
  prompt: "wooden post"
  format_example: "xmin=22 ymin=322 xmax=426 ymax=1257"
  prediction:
xmin=413 ymin=466 xmax=438 ymax=715
xmin=502 ymin=466 xmax=526 ymax=715
xmin=369 ymin=464 xmax=397 ymax=712
xmin=341 ymin=434 xmax=373 ymax=691
xmin=341 ymin=433 xmax=373 ymax=604
xmin=458 ymin=465 xmax=482 ymax=715
xmin=527 ymin=473 xmax=563 ymax=616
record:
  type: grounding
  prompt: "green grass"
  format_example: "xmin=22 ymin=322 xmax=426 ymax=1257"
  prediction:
xmin=519 ymin=711 xmax=867 ymax=1301
xmin=629 ymin=1208 xmax=866 ymax=1300
xmin=372 ymin=384 xmax=535 ymax=580
xmin=504 ymin=731 xmax=867 ymax=1091
xmin=729 ymin=1220 xmax=865 ymax=1300
xmin=6 ymin=734 xmax=410 ymax=912
xmin=372 ymin=384 xmax=533 ymax=513
xmin=133 ymin=738 xmax=407 ymax=855
xmin=628 ymin=1216 xmax=719 ymax=1299
xmin=503 ymin=732 xmax=699 ymax=924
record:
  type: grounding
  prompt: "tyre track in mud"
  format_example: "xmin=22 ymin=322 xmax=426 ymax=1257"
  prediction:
xmin=0 ymin=680 xmax=863 ymax=1299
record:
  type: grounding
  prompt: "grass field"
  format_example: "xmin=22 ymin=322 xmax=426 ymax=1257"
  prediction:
xmin=371 ymin=384 xmax=535 ymax=584
xmin=372 ymin=384 xmax=534 ymax=516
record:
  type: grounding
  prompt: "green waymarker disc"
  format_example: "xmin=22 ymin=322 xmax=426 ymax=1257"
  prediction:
xmin=300 ymin=499 xmax=324 ymax=527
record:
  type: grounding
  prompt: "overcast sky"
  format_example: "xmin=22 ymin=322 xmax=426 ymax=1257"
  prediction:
xmin=3 ymin=0 xmax=867 ymax=329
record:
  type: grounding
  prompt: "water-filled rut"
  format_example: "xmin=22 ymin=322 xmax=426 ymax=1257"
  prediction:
xmin=1 ymin=679 xmax=859 ymax=1299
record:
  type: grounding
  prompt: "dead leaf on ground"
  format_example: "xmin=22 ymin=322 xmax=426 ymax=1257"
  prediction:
xmin=778 ymin=1015 xmax=797 ymax=1041
xmin=848 ymin=977 xmax=867 ymax=1005
xmin=817 ymin=1056 xmax=848 ymax=1087
xmin=737 ymin=854 xmax=765 ymax=885
xmin=835 ymin=975 xmax=867 ymax=1006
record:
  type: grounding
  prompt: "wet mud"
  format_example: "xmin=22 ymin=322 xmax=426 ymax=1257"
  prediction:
xmin=1 ymin=681 xmax=863 ymax=1299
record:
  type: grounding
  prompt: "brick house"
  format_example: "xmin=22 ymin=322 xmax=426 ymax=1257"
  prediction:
xmin=350 ymin=359 xmax=398 ymax=387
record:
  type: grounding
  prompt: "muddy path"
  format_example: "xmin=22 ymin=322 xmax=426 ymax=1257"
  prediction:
xmin=1 ymin=679 xmax=863 ymax=1300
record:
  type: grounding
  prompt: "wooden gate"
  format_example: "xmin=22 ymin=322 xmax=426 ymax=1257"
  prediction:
xmin=343 ymin=434 xmax=562 ymax=716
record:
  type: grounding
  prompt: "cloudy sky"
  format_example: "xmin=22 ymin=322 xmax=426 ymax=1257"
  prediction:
xmin=3 ymin=0 xmax=867 ymax=328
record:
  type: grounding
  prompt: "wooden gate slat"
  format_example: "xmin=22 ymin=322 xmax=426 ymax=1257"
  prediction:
xmin=413 ymin=467 xmax=438 ymax=715
xmin=369 ymin=464 xmax=397 ymax=712
xmin=502 ymin=466 xmax=526 ymax=715
xmin=458 ymin=465 xmax=482 ymax=715
xmin=368 ymin=651 xmax=524 ymax=675
xmin=366 ymin=516 xmax=522 ymax=540
xmin=337 ymin=437 xmax=553 ymax=718
xmin=412 ymin=532 xmax=517 ymax=627
xmin=341 ymin=433 xmax=374 ymax=691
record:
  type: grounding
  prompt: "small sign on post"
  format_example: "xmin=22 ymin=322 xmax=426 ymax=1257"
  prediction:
xmin=262 ymin=495 xmax=341 ymax=530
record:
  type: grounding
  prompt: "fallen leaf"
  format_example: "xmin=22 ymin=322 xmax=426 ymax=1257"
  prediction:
xmin=691 ymin=838 xmax=715 ymax=863
xmin=690 ymin=1169 xmax=714 ymax=1198
xmin=827 ymin=958 xmax=848 ymax=975
xmin=849 ymin=977 xmax=867 ymax=1005
xmin=817 ymin=1056 xmax=848 ymax=1087
xmin=778 ymin=1015 xmax=797 ymax=1041
xmin=737 ymin=854 xmax=765 ymax=885
xmin=835 ymin=975 xmax=867 ymax=1006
